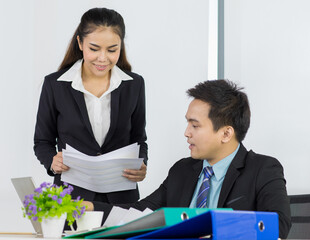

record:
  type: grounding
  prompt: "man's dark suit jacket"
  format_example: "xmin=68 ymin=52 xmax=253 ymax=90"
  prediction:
xmin=93 ymin=144 xmax=291 ymax=239
xmin=34 ymin=66 xmax=147 ymax=204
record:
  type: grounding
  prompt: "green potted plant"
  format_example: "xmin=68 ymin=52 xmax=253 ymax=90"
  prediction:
xmin=22 ymin=182 xmax=85 ymax=238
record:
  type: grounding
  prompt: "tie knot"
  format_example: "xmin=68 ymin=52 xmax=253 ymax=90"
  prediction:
xmin=203 ymin=166 xmax=214 ymax=180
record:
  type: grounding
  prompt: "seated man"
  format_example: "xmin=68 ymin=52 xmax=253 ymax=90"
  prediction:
xmin=83 ymin=80 xmax=291 ymax=238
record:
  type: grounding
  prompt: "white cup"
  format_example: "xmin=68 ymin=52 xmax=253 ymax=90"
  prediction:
xmin=70 ymin=211 xmax=104 ymax=232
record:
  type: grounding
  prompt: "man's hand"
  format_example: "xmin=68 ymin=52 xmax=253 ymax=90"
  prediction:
xmin=81 ymin=201 xmax=94 ymax=211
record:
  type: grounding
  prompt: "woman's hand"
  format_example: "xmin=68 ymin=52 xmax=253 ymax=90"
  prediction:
xmin=123 ymin=163 xmax=147 ymax=182
xmin=51 ymin=152 xmax=69 ymax=174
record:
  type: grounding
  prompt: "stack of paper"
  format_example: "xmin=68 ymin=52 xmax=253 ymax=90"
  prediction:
xmin=61 ymin=143 xmax=143 ymax=193
xmin=104 ymin=207 xmax=153 ymax=227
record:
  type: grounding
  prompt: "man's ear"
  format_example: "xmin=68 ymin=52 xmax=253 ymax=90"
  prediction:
xmin=77 ymin=35 xmax=83 ymax=51
xmin=221 ymin=126 xmax=235 ymax=143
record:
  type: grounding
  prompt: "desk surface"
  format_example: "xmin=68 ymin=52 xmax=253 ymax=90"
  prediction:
xmin=0 ymin=233 xmax=121 ymax=240
xmin=0 ymin=233 xmax=84 ymax=239
xmin=0 ymin=233 xmax=52 ymax=239
xmin=0 ymin=234 xmax=295 ymax=240
xmin=0 ymin=233 xmax=42 ymax=239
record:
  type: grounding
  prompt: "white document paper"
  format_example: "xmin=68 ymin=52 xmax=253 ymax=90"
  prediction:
xmin=118 ymin=207 xmax=153 ymax=226
xmin=61 ymin=143 xmax=143 ymax=193
xmin=104 ymin=206 xmax=153 ymax=227
xmin=104 ymin=206 xmax=130 ymax=227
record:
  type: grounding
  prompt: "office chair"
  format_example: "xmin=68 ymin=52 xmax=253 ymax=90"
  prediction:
xmin=286 ymin=194 xmax=310 ymax=239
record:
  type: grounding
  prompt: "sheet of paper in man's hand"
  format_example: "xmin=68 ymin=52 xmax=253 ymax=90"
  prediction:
xmin=61 ymin=143 xmax=143 ymax=193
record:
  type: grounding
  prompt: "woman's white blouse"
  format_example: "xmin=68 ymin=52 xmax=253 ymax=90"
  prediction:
xmin=57 ymin=59 xmax=133 ymax=146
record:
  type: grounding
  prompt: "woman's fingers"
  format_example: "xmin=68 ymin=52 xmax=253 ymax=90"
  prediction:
xmin=51 ymin=152 xmax=69 ymax=173
xmin=123 ymin=163 xmax=147 ymax=182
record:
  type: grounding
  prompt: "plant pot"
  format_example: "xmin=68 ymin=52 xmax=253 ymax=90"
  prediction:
xmin=41 ymin=213 xmax=67 ymax=238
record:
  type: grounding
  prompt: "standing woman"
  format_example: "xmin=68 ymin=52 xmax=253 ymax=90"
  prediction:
xmin=34 ymin=8 xmax=147 ymax=204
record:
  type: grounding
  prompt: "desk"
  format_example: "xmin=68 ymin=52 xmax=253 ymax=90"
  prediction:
xmin=0 ymin=233 xmax=41 ymax=239
xmin=0 ymin=234 xmax=290 ymax=240
xmin=0 ymin=233 xmax=84 ymax=240
xmin=0 ymin=233 xmax=48 ymax=239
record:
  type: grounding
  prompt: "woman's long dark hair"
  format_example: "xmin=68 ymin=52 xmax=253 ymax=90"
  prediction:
xmin=58 ymin=8 xmax=131 ymax=71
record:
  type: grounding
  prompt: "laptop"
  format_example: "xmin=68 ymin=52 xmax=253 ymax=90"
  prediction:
xmin=11 ymin=177 xmax=42 ymax=235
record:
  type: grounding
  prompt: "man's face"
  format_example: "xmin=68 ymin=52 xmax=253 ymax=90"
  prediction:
xmin=184 ymin=99 xmax=223 ymax=162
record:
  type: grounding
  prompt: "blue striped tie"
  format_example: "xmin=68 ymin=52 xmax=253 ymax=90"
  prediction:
xmin=196 ymin=166 xmax=214 ymax=208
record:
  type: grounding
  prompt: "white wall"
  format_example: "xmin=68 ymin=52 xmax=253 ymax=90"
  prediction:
xmin=0 ymin=0 xmax=209 ymax=232
xmin=225 ymin=0 xmax=310 ymax=194
xmin=4 ymin=0 xmax=308 ymax=233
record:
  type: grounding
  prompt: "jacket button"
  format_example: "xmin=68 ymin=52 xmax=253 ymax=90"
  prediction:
xmin=96 ymin=152 xmax=102 ymax=156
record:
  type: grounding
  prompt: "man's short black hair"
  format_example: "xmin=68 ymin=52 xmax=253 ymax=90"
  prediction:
xmin=187 ymin=79 xmax=251 ymax=142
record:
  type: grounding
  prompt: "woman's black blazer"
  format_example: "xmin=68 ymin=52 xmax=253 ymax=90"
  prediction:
xmin=34 ymin=67 xmax=147 ymax=203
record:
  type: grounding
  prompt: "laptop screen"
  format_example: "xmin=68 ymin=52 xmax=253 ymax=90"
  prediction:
xmin=11 ymin=177 xmax=42 ymax=235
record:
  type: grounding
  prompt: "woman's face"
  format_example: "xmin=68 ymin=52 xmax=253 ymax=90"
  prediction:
xmin=77 ymin=26 xmax=121 ymax=80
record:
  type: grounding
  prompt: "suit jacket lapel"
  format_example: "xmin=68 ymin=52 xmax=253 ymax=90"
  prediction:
xmin=69 ymin=87 xmax=97 ymax=143
xmin=217 ymin=144 xmax=248 ymax=207
xmin=179 ymin=160 xmax=203 ymax=206
xmin=102 ymin=87 xmax=120 ymax=148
